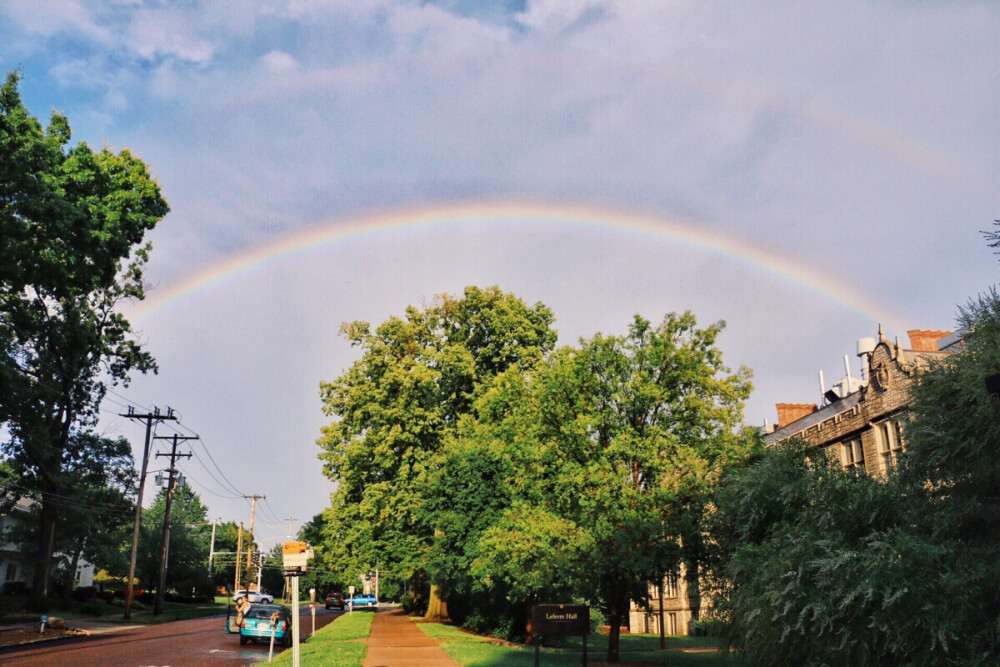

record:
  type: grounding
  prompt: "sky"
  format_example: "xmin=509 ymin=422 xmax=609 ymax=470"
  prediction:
xmin=3 ymin=0 xmax=998 ymax=553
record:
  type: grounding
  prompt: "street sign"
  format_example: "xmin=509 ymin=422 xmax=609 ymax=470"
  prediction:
xmin=532 ymin=604 xmax=589 ymax=637
xmin=282 ymin=541 xmax=311 ymax=575
xmin=532 ymin=604 xmax=590 ymax=666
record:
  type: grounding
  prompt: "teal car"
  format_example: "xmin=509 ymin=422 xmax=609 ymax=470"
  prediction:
xmin=227 ymin=603 xmax=292 ymax=646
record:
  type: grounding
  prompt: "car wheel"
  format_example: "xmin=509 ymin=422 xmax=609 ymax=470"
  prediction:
xmin=239 ymin=635 xmax=249 ymax=645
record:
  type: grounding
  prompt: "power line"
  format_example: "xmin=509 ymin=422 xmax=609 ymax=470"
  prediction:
xmin=184 ymin=450 xmax=244 ymax=499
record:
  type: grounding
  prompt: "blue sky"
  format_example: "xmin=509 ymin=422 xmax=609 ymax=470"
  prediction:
xmin=3 ymin=1 xmax=998 ymax=551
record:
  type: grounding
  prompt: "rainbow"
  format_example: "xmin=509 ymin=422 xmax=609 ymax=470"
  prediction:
xmin=125 ymin=201 xmax=907 ymax=330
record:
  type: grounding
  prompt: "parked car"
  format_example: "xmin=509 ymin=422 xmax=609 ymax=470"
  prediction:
xmin=325 ymin=591 xmax=345 ymax=609
xmin=233 ymin=589 xmax=275 ymax=604
xmin=229 ymin=603 xmax=292 ymax=646
xmin=349 ymin=594 xmax=378 ymax=608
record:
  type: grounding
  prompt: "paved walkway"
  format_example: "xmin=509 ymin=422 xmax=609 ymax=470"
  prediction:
xmin=364 ymin=608 xmax=458 ymax=667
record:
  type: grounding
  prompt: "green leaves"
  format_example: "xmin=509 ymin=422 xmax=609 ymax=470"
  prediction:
xmin=317 ymin=287 xmax=558 ymax=587
xmin=0 ymin=69 xmax=168 ymax=609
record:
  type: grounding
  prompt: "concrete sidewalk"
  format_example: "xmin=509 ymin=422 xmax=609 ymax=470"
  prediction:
xmin=364 ymin=608 xmax=458 ymax=667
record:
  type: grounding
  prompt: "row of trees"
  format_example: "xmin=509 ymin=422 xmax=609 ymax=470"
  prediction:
xmin=316 ymin=285 xmax=758 ymax=661
xmin=317 ymin=271 xmax=1000 ymax=664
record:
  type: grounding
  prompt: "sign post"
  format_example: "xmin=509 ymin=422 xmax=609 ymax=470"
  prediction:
xmin=283 ymin=541 xmax=314 ymax=667
xmin=531 ymin=604 xmax=590 ymax=667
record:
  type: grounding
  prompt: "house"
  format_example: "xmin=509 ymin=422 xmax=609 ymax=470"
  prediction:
xmin=0 ymin=495 xmax=34 ymax=589
xmin=0 ymin=495 xmax=95 ymax=592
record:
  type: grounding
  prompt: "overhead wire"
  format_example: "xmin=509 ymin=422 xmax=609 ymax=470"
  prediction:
xmin=173 ymin=467 xmax=242 ymax=502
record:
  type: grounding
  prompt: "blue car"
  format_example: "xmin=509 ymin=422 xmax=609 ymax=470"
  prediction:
xmin=228 ymin=603 xmax=292 ymax=646
xmin=349 ymin=594 xmax=378 ymax=608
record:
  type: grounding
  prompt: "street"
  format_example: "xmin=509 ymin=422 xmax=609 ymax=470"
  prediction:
xmin=0 ymin=605 xmax=343 ymax=666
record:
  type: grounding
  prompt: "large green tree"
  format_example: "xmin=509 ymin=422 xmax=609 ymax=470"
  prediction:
xmin=0 ymin=71 xmax=168 ymax=610
xmin=424 ymin=312 xmax=755 ymax=662
xmin=317 ymin=286 xmax=557 ymax=600
xmin=137 ymin=485 xmax=212 ymax=597
xmin=525 ymin=313 xmax=753 ymax=661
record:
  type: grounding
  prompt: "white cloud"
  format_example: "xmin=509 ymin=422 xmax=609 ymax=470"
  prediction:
xmin=6 ymin=0 xmax=999 ymax=527
xmin=259 ymin=50 xmax=299 ymax=73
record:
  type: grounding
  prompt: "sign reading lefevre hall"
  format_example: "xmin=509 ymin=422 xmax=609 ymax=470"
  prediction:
xmin=532 ymin=604 xmax=589 ymax=637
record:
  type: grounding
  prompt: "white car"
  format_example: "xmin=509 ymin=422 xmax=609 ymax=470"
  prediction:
xmin=233 ymin=589 xmax=274 ymax=604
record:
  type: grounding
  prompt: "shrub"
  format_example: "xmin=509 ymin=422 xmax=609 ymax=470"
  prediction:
xmin=79 ymin=600 xmax=109 ymax=616
xmin=71 ymin=586 xmax=99 ymax=602
xmin=1 ymin=581 xmax=29 ymax=596
xmin=400 ymin=591 xmax=425 ymax=614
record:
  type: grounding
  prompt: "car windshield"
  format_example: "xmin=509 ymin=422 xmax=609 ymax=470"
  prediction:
xmin=246 ymin=606 xmax=283 ymax=620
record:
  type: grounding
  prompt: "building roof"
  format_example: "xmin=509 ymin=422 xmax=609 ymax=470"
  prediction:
xmin=765 ymin=391 xmax=861 ymax=446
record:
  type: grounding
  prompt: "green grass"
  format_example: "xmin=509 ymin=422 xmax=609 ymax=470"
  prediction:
xmin=0 ymin=594 xmax=225 ymax=623
xmin=267 ymin=608 xmax=374 ymax=667
xmin=415 ymin=623 xmax=733 ymax=667
xmin=413 ymin=620 xmax=490 ymax=642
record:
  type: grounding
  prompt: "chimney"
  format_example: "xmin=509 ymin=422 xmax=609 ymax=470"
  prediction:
xmin=776 ymin=403 xmax=819 ymax=429
xmin=906 ymin=329 xmax=951 ymax=352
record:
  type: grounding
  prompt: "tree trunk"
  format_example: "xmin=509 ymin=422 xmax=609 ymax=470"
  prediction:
xmin=28 ymin=498 xmax=57 ymax=612
xmin=524 ymin=593 xmax=538 ymax=645
xmin=606 ymin=580 xmax=622 ymax=663
xmin=62 ymin=536 xmax=85 ymax=604
xmin=684 ymin=531 xmax=702 ymax=633
xmin=425 ymin=583 xmax=449 ymax=621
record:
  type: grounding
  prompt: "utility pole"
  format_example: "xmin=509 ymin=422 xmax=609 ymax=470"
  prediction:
xmin=286 ymin=517 xmax=296 ymax=539
xmin=208 ymin=517 xmax=220 ymax=575
xmin=120 ymin=406 xmax=176 ymax=619
xmin=152 ymin=433 xmax=196 ymax=615
xmin=234 ymin=522 xmax=244 ymax=593
xmin=243 ymin=494 xmax=265 ymax=589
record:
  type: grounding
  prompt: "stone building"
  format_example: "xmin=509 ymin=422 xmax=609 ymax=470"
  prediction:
xmin=628 ymin=325 xmax=963 ymax=636
xmin=763 ymin=326 xmax=963 ymax=470
xmin=628 ymin=568 xmax=693 ymax=637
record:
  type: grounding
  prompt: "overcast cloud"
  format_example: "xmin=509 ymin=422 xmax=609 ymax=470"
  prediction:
xmin=3 ymin=0 xmax=998 ymax=549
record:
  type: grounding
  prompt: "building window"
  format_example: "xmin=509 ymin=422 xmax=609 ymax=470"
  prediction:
xmin=667 ymin=612 xmax=677 ymax=636
xmin=877 ymin=419 xmax=904 ymax=470
xmin=662 ymin=574 xmax=678 ymax=598
xmin=4 ymin=562 xmax=16 ymax=582
xmin=841 ymin=436 xmax=865 ymax=474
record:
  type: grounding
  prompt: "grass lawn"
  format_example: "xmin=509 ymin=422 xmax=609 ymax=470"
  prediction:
xmin=0 ymin=594 xmax=226 ymax=624
xmin=268 ymin=608 xmax=373 ymax=667
xmin=416 ymin=622 xmax=734 ymax=666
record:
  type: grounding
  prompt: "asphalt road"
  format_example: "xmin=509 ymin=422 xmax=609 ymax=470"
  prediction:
xmin=0 ymin=604 xmax=344 ymax=666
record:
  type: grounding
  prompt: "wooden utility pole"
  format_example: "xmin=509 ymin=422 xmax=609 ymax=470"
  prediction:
xmin=120 ymin=406 xmax=175 ymax=619
xmin=243 ymin=494 xmax=265 ymax=588
xmin=152 ymin=433 xmax=196 ymax=615
xmin=234 ymin=522 xmax=244 ymax=593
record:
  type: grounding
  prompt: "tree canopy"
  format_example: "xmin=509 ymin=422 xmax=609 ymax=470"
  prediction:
xmin=317 ymin=286 xmax=557 ymax=597
xmin=0 ymin=70 xmax=168 ymax=609
xmin=709 ymin=284 xmax=1000 ymax=665
xmin=423 ymin=312 xmax=755 ymax=661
